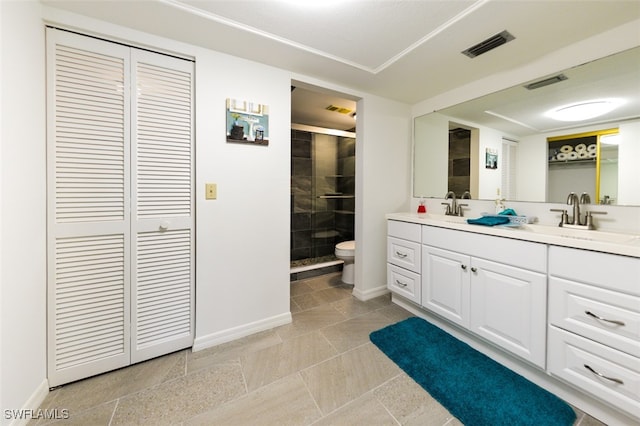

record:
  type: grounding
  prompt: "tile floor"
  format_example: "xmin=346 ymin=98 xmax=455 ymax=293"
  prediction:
xmin=33 ymin=272 xmax=605 ymax=425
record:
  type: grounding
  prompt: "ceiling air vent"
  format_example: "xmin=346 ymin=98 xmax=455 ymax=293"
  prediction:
xmin=524 ymin=74 xmax=568 ymax=90
xmin=462 ymin=30 xmax=515 ymax=58
xmin=325 ymin=105 xmax=353 ymax=114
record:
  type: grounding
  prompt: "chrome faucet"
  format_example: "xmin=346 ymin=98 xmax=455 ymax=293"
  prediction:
xmin=442 ymin=191 xmax=466 ymax=216
xmin=551 ymin=191 xmax=606 ymax=230
xmin=442 ymin=191 xmax=457 ymax=216
xmin=567 ymin=192 xmax=581 ymax=225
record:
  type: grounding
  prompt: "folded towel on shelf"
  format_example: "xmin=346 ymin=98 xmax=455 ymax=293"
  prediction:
xmin=467 ymin=216 xmax=511 ymax=226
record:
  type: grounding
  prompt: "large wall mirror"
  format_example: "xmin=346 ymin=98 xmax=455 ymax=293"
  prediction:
xmin=414 ymin=46 xmax=640 ymax=206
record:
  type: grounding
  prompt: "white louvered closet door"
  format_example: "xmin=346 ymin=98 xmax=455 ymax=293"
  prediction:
xmin=47 ymin=29 xmax=132 ymax=387
xmin=47 ymin=28 xmax=194 ymax=386
xmin=130 ymin=50 xmax=194 ymax=363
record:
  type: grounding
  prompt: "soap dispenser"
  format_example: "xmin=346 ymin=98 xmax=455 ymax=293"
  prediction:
xmin=417 ymin=199 xmax=427 ymax=215
xmin=495 ymin=189 xmax=505 ymax=214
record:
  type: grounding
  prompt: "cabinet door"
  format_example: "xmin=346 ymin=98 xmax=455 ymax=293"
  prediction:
xmin=470 ymin=258 xmax=547 ymax=368
xmin=422 ymin=246 xmax=470 ymax=328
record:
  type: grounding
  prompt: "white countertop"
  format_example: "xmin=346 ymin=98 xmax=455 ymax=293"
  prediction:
xmin=387 ymin=212 xmax=640 ymax=258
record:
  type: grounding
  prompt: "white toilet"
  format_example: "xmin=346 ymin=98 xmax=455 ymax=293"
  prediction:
xmin=335 ymin=240 xmax=355 ymax=284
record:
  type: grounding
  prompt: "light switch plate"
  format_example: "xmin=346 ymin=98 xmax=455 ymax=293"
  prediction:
xmin=205 ymin=183 xmax=217 ymax=200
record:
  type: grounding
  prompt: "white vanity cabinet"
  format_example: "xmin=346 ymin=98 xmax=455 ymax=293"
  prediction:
xmin=422 ymin=226 xmax=548 ymax=368
xmin=547 ymin=246 xmax=640 ymax=420
xmin=386 ymin=220 xmax=422 ymax=303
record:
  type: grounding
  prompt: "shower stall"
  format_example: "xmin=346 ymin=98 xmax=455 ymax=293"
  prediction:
xmin=290 ymin=126 xmax=355 ymax=274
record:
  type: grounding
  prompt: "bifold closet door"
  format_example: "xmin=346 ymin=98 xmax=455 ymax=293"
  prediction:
xmin=47 ymin=29 xmax=132 ymax=387
xmin=130 ymin=50 xmax=194 ymax=364
xmin=47 ymin=28 xmax=194 ymax=387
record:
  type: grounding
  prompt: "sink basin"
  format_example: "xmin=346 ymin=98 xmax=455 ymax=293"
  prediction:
xmin=518 ymin=224 xmax=638 ymax=245
xmin=422 ymin=213 xmax=468 ymax=224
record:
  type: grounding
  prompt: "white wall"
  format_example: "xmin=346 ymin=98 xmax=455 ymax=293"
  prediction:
xmin=0 ymin=3 xmax=412 ymax=417
xmin=354 ymin=96 xmax=411 ymax=300
xmin=1 ymin=2 xmax=48 ymax=423
xmin=618 ymin=121 xmax=640 ymax=205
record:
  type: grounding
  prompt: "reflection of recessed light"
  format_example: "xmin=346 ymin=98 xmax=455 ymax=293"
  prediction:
xmin=545 ymin=99 xmax=623 ymax=122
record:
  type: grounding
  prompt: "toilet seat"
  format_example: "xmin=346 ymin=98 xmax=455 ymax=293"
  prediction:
xmin=335 ymin=240 xmax=355 ymax=257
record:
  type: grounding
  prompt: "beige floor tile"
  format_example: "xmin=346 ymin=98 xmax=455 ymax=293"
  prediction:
xmin=576 ymin=413 xmax=607 ymax=426
xmin=111 ymin=362 xmax=246 ymax=425
xmin=276 ymin=304 xmax=347 ymax=340
xmin=185 ymin=374 xmax=321 ymax=426
xmin=313 ymin=286 xmax=354 ymax=304
xmin=377 ymin=303 xmax=415 ymax=323
xmin=312 ymin=391 xmax=397 ymax=426
xmin=301 ymin=343 xmax=401 ymax=415
xmin=321 ymin=310 xmax=398 ymax=353
xmin=374 ymin=374 xmax=455 ymax=426
xmin=43 ymin=350 xmax=187 ymax=414
xmin=305 ymin=273 xmax=343 ymax=291
xmin=187 ymin=329 xmax=281 ymax=373
xmin=290 ymin=297 xmax=303 ymax=314
xmin=292 ymin=291 xmax=324 ymax=311
xmin=241 ymin=330 xmax=338 ymax=392
xmin=330 ymin=293 xmax=393 ymax=319
xmin=291 ymin=280 xmax=315 ymax=297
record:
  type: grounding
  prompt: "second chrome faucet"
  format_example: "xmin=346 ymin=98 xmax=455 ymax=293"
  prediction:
xmin=442 ymin=191 xmax=468 ymax=217
xmin=551 ymin=191 xmax=606 ymax=230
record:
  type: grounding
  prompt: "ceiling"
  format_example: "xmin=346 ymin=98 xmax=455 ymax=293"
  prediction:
xmin=44 ymin=0 xmax=640 ymax=130
xmin=439 ymin=46 xmax=640 ymax=137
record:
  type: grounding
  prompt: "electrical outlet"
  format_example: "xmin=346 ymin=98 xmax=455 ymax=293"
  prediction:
xmin=205 ymin=183 xmax=217 ymax=200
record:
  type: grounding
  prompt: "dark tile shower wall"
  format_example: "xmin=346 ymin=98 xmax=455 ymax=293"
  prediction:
xmin=291 ymin=129 xmax=313 ymax=261
xmin=448 ymin=129 xmax=471 ymax=197
xmin=290 ymin=130 xmax=355 ymax=264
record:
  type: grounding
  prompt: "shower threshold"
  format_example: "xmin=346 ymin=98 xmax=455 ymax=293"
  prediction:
xmin=290 ymin=259 xmax=343 ymax=274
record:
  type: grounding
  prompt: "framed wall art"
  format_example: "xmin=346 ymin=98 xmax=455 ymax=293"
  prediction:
xmin=226 ymin=98 xmax=269 ymax=146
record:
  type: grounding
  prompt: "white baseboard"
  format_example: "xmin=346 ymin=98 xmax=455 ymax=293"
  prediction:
xmin=7 ymin=379 xmax=50 ymax=426
xmin=352 ymin=284 xmax=389 ymax=301
xmin=192 ymin=312 xmax=292 ymax=352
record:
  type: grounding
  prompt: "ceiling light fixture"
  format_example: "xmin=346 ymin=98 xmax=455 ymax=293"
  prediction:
xmin=545 ymin=99 xmax=623 ymax=122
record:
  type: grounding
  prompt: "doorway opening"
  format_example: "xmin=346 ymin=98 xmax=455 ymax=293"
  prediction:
xmin=290 ymin=83 xmax=357 ymax=279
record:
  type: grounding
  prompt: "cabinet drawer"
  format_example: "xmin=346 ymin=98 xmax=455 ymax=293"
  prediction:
xmin=548 ymin=326 xmax=640 ymax=420
xmin=388 ymin=220 xmax=421 ymax=242
xmin=387 ymin=264 xmax=421 ymax=303
xmin=387 ymin=237 xmax=421 ymax=273
xmin=549 ymin=246 xmax=640 ymax=296
xmin=549 ymin=277 xmax=640 ymax=357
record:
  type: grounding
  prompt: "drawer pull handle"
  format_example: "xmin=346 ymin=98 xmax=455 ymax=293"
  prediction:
xmin=461 ymin=265 xmax=467 ymax=270
xmin=471 ymin=267 xmax=477 ymax=273
xmin=583 ymin=364 xmax=624 ymax=385
xmin=395 ymin=279 xmax=408 ymax=287
xmin=585 ymin=311 xmax=625 ymax=326
xmin=395 ymin=251 xmax=408 ymax=258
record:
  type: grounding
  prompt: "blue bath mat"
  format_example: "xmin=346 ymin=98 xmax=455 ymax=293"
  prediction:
xmin=370 ymin=317 xmax=576 ymax=426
